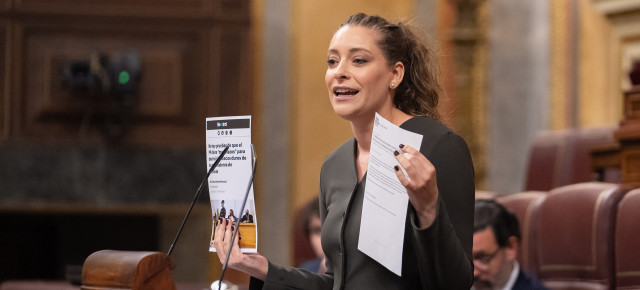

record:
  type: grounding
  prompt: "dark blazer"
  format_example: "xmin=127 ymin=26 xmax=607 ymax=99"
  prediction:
xmin=251 ymin=116 xmax=475 ymax=289
xmin=219 ymin=207 xmax=226 ymax=220
xmin=241 ymin=213 xmax=254 ymax=223
xmin=513 ymin=270 xmax=548 ymax=290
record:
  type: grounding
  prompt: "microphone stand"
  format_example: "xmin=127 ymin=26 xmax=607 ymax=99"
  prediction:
xmin=167 ymin=146 xmax=229 ymax=256
xmin=217 ymin=144 xmax=257 ymax=290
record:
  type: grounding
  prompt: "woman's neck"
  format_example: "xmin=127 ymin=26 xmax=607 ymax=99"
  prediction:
xmin=351 ymin=108 xmax=411 ymax=146
xmin=351 ymin=108 xmax=412 ymax=181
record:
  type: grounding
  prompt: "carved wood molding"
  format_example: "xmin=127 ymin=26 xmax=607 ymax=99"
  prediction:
xmin=449 ymin=0 xmax=489 ymax=188
xmin=11 ymin=0 xmax=250 ymax=21
xmin=1 ymin=22 xmax=6 ymax=141
xmin=591 ymin=0 xmax=640 ymax=111
xmin=593 ymin=0 xmax=640 ymax=16
xmin=2 ymin=0 xmax=252 ymax=146
xmin=550 ymin=0 xmax=576 ymax=130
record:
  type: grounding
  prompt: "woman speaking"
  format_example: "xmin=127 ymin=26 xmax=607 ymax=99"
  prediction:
xmin=214 ymin=13 xmax=475 ymax=290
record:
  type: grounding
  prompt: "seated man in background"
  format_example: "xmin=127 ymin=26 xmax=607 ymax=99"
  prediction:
xmin=240 ymin=209 xmax=254 ymax=223
xmin=473 ymin=199 xmax=548 ymax=290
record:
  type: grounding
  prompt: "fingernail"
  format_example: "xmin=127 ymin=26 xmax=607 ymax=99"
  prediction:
xmin=394 ymin=150 xmax=399 ymax=156
xmin=399 ymin=144 xmax=404 ymax=148
xmin=394 ymin=165 xmax=399 ymax=171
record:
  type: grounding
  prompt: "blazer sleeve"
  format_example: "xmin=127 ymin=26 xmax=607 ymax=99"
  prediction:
xmin=409 ymin=131 xmax=475 ymax=289
xmin=249 ymin=262 xmax=333 ymax=290
xmin=248 ymin=180 xmax=334 ymax=290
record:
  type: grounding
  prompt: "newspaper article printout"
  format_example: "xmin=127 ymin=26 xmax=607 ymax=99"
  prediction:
xmin=206 ymin=115 xmax=257 ymax=253
xmin=358 ymin=112 xmax=423 ymax=276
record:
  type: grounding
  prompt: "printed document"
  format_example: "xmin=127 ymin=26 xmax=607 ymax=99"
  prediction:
xmin=206 ymin=115 xmax=257 ymax=253
xmin=358 ymin=112 xmax=423 ymax=276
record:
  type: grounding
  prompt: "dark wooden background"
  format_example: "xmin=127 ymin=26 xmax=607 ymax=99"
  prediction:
xmin=0 ymin=0 xmax=252 ymax=284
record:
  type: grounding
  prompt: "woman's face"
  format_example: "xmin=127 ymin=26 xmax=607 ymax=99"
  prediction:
xmin=325 ymin=25 xmax=397 ymax=122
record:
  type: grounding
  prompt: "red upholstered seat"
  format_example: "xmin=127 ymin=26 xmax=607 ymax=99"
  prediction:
xmin=533 ymin=182 xmax=627 ymax=290
xmin=615 ymin=189 xmax=640 ymax=289
xmin=525 ymin=130 xmax=565 ymax=191
xmin=525 ymin=127 xmax=616 ymax=191
xmin=497 ymin=191 xmax=546 ymax=274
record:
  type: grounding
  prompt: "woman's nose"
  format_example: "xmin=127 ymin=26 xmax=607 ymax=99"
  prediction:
xmin=333 ymin=63 xmax=349 ymax=79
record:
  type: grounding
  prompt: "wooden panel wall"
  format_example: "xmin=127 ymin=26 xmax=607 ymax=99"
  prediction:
xmin=1 ymin=0 xmax=251 ymax=146
xmin=1 ymin=20 xmax=7 ymax=140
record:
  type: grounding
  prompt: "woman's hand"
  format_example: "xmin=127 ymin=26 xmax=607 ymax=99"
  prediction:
xmin=214 ymin=218 xmax=243 ymax=267
xmin=213 ymin=218 xmax=269 ymax=280
xmin=393 ymin=144 xmax=438 ymax=229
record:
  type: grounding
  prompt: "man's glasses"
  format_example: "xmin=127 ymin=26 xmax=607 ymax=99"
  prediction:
xmin=473 ymin=247 xmax=501 ymax=265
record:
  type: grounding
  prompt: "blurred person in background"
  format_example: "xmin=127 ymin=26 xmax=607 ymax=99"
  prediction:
xmin=473 ymin=199 xmax=548 ymax=290
xmin=299 ymin=197 xmax=326 ymax=273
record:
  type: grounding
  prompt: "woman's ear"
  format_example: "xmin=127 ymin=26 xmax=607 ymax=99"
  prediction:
xmin=391 ymin=61 xmax=405 ymax=88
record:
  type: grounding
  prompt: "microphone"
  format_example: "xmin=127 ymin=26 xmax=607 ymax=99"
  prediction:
xmin=167 ymin=146 xmax=229 ymax=256
xmin=217 ymin=144 xmax=257 ymax=290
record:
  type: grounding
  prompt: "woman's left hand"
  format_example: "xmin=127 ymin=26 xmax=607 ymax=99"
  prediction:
xmin=393 ymin=144 xmax=438 ymax=229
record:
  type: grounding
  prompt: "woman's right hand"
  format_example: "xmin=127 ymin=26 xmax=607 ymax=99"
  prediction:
xmin=213 ymin=218 xmax=269 ymax=281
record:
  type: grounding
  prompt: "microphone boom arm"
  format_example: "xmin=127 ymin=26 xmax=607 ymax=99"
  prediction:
xmin=167 ymin=146 xmax=230 ymax=256
xmin=218 ymin=144 xmax=257 ymax=289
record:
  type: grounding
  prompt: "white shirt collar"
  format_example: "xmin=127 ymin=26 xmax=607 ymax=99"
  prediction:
xmin=501 ymin=260 xmax=519 ymax=290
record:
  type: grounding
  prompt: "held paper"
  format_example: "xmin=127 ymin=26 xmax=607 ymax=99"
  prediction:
xmin=357 ymin=113 xmax=423 ymax=276
xmin=206 ymin=115 xmax=257 ymax=253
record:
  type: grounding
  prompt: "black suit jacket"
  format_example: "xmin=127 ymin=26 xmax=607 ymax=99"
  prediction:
xmin=251 ymin=116 xmax=475 ymax=289
xmin=241 ymin=213 xmax=254 ymax=223
xmin=513 ymin=270 xmax=548 ymax=290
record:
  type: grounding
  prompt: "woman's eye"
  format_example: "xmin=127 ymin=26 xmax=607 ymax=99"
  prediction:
xmin=327 ymin=59 xmax=337 ymax=66
xmin=354 ymin=58 xmax=368 ymax=65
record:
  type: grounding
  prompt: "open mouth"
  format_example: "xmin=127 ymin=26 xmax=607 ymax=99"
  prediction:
xmin=334 ymin=88 xmax=359 ymax=96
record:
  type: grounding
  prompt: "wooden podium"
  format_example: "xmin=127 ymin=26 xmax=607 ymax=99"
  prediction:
xmin=591 ymin=85 xmax=640 ymax=186
xmin=81 ymin=250 xmax=177 ymax=290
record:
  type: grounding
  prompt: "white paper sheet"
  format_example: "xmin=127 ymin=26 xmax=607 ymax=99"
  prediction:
xmin=358 ymin=113 xmax=423 ymax=276
xmin=206 ymin=115 xmax=257 ymax=253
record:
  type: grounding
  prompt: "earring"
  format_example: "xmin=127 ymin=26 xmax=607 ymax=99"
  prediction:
xmin=390 ymin=83 xmax=395 ymax=89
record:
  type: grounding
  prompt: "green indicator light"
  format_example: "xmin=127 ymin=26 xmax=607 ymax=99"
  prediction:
xmin=118 ymin=71 xmax=130 ymax=85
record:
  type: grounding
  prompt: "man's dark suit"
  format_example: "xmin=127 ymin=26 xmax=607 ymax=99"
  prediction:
xmin=513 ymin=270 xmax=548 ymax=290
xmin=219 ymin=207 xmax=226 ymax=220
xmin=241 ymin=213 xmax=254 ymax=223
